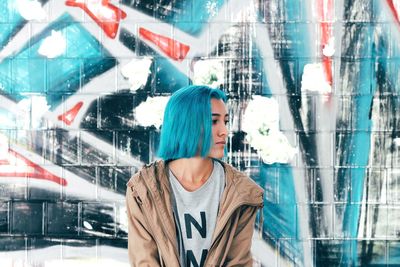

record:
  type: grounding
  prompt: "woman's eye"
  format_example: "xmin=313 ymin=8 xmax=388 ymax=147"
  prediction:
xmin=212 ymin=120 xmax=218 ymax=125
xmin=224 ymin=120 xmax=229 ymax=125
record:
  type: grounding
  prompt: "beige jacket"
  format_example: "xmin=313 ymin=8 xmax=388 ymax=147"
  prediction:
xmin=126 ymin=160 xmax=264 ymax=267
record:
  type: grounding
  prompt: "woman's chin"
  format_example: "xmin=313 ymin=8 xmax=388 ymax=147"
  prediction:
xmin=208 ymin=150 xmax=224 ymax=159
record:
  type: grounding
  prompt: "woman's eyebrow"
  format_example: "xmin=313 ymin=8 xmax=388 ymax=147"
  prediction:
xmin=212 ymin=113 xmax=229 ymax=117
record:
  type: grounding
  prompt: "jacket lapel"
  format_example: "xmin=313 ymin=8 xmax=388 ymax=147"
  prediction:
xmin=133 ymin=162 xmax=180 ymax=265
xmin=142 ymin=162 xmax=180 ymax=260
xmin=210 ymin=161 xmax=264 ymax=244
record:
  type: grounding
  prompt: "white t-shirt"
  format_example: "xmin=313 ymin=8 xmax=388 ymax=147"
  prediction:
xmin=169 ymin=160 xmax=225 ymax=267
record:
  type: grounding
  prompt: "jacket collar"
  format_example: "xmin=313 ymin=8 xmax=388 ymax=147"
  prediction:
xmin=135 ymin=159 xmax=263 ymax=205
xmin=130 ymin=159 xmax=264 ymax=213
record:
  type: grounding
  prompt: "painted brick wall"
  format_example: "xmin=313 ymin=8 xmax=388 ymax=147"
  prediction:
xmin=0 ymin=0 xmax=400 ymax=266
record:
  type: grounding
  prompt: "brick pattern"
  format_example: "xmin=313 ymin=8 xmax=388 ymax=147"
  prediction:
xmin=0 ymin=0 xmax=399 ymax=266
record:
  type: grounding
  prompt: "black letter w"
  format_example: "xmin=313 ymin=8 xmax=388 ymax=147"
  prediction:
xmin=184 ymin=212 xmax=206 ymax=238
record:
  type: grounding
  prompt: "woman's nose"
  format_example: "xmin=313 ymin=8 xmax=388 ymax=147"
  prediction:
xmin=219 ymin=123 xmax=228 ymax=137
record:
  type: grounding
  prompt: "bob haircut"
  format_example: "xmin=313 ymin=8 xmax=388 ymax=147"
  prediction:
xmin=157 ymin=85 xmax=227 ymax=161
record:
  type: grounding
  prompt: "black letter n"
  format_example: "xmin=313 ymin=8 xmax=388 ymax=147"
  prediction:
xmin=186 ymin=249 xmax=208 ymax=267
xmin=184 ymin=212 xmax=206 ymax=238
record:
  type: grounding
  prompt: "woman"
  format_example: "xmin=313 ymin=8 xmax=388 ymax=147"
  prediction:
xmin=126 ymin=85 xmax=264 ymax=267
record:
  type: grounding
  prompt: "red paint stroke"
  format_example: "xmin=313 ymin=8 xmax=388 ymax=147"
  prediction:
xmin=57 ymin=101 xmax=83 ymax=126
xmin=316 ymin=0 xmax=333 ymax=86
xmin=0 ymin=149 xmax=67 ymax=186
xmin=387 ymin=0 xmax=400 ymax=23
xmin=65 ymin=0 xmax=126 ymax=39
xmin=139 ymin=27 xmax=190 ymax=61
xmin=322 ymin=56 xmax=332 ymax=87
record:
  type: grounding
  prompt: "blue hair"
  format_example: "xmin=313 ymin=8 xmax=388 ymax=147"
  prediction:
xmin=157 ymin=85 xmax=227 ymax=161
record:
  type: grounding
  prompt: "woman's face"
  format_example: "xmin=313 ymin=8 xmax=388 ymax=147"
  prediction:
xmin=208 ymin=98 xmax=229 ymax=159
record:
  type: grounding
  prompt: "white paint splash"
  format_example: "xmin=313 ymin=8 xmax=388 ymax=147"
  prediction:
xmin=394 ymin=138 xmax=400 ymax=147
xmin=17 ymin=96 xmax=50 ymax=129
xmin=38 ymin=30 xmax=67 ymax=59
xmin=192 ymin=59 xmax=224 ymax=88
xmin=120 ymin=58 xmax=152 ymax=91
xmin=301 ymin=63 xmax=332 ymax=94
xmin=83 ymin=221 xmax=93 ymax=230
xmin=0 ymin=150 xmax=35 ymax=174
xmin=76 ymin=0 xmax=116 ymax=20
xmin=205 ymin=1 xmax=218 ymax=17
xmin=135 ymin=96 xmax=170 ymax=128
xmin=0 ymin=134 xmax=37 ymax=175
xmin=0 ymin=134 xmax=8 ymax=161
xmin=16 ymin=0 xmax=46 ymax=21
xmin=118 ymin=205 xmax=128 ymax=233
xmin=242 ymin=96 xmax=297 ymax=164
xmin=322 ymin=36 xmax=335 ymax=57
xmin=394 ymin=0 xmax=400 ymax=17
xmin=242 ymin=96 xmax=279 ymax=133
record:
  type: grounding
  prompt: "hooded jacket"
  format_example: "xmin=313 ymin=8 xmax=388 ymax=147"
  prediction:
xmin=126 ymin=159 xmax=264 ymax=267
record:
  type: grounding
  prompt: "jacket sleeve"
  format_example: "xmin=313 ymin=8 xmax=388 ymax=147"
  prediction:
xmin=126 ymin=186 xmax=161 ymax=267
xmin=224 ymin=205 xmax=259 ymax=267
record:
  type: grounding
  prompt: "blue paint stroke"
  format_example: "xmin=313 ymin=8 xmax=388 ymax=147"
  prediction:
xmin=173 ymin=0 xmax=225 ymax=36
xmin=374 ymin=2 xmax=400 ymax=95
xmin=341 ymin=27 xmax=375 ymax=265
xmin=260 ymin=0 xmax=314 ymax=265
xmin=0 ymin=13 xmax=115 ymax=109
xmin=254 ymin=163 xmax=302 ymax=263
xmin=153 ymin=59 xmax=189 ymax=94
xmin=0 ymin=0 xmax=25 ymax=49
xmin=388 ymin=241 xmax=400 ymax=265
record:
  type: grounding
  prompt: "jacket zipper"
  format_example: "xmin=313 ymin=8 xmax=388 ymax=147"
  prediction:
xmin=138 ymin=173 xmax=180 ymax=264
xmin=203 ymin=200 xmax=263 ymax=266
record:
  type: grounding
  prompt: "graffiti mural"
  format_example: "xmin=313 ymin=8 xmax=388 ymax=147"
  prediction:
xmin=0 ymin=0 xmax=400 ymax=266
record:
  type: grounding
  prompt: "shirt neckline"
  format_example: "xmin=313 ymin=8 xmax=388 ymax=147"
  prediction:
xmin=169 ymin=159 xmax=218 ymax=194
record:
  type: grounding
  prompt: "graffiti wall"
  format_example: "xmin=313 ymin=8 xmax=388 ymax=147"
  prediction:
xmin=0 ymin=0 xmax=399 ymax=266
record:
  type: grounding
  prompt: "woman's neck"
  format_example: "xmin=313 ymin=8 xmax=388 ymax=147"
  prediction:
xmin=168 ymin=157 xmax=214 ymax=191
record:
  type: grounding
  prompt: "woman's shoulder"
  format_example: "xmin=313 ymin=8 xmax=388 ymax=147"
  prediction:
xmin=217 ymin=160 xmax=263 ymax=193
xmin=126 ymin=160 xmax=166 ymax=187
